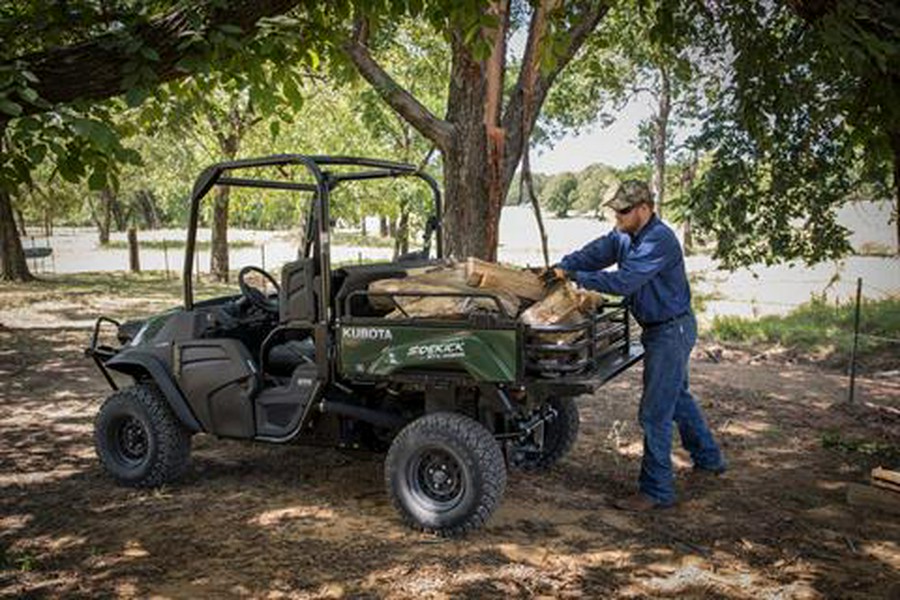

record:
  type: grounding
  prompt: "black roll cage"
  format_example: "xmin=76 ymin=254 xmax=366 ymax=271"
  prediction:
xmin=183 ymin=154 xmax=443 ymax=313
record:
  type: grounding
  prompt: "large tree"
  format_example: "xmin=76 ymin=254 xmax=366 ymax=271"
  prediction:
xmin=343 ymin=1 xmax=611 ymax=260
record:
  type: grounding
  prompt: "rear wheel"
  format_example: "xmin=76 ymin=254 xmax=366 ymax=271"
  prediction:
xmin=516 ymin=396 xmax=579 ymax=471
xmin=385 ymin=412 xmax=506 ymax=537
xmin=95 ymin=383 xmax=192 ymax=487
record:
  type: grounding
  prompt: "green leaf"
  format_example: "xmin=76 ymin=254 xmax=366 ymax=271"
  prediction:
xmin=270 ymin=120 xmax=281 ymax=139
xmin=218 ymin=24 xmax=244 ymax=35
xmin=0 ymin=98 xmax=22 ymax=116
xmin=25 ymin=144 xmax=46 ymax=164
xmin=307 ymin=49 xmax=320 ymax=70
xmin=88 ymin=168 xmax=107 ymax=191
xmin=140 ymin=47 xmax=160 ymax=61
xmin=282 ymin=77 xmax=304 ymax=108
xmin=125 ymin=87 xmax=149 ymax=108
xmin=19 ymin=87 xmax=39 ymax=104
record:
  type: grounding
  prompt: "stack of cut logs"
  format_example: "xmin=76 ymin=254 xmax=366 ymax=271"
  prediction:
xmin=368 ymin=258 xmax=604 ymax=331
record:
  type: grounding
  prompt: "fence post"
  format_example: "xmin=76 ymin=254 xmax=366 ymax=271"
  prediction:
xmin=846 ymin=277 xmax=862 ymax=404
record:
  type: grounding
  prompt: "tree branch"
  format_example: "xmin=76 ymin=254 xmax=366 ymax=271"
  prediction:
xmin=343 ymin=18 xmax=454 ymax=152
xmin=502 ymin=2 xmax=610 ymax=185
xmin=2 ymin=0 xmax=303 ymax=122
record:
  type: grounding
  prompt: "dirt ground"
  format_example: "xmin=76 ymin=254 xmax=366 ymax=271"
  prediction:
xmin=1 ymin=281 xmax=899 ymax=599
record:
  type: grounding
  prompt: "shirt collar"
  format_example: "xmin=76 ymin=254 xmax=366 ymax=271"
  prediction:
xmin=630 ymin=213 xmax=658 ymax=244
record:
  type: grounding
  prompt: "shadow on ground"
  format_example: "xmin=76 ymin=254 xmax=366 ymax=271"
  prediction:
xmin=1 ymin=327 xmax=899 ymax=598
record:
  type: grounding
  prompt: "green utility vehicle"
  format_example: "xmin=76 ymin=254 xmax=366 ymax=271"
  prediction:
xmin=86 ymin=155 xmax=643 ymax=536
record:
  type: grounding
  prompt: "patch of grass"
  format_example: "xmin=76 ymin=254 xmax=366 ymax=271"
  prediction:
xmin=331 ymin=231 xmax=395 ymax=248
xmin=0 ymin=547 xmax=40 ymax=572
xmin=102 ymin=240 xmax=255 ymax=251
xmin=0 ymin=271 xmax=235 ymax=312
xmin=821 ymin=429 xmax=900 ymax=463
xmin=708 ymin=296 xmax=900 ymax=364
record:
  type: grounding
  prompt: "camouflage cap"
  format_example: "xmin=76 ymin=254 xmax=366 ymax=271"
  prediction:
xmin=603 ymin=180 xmax=652 ymax=211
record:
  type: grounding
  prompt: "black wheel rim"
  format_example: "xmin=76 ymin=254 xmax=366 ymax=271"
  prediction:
xmin=111 ymin=416 xmax=149 ymax=467
xmin=407 ymin=447 xmax=466 ymax=512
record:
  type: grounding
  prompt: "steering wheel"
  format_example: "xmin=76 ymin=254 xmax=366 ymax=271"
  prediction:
xmin=238 ymin=266 xmax=280 ymax=314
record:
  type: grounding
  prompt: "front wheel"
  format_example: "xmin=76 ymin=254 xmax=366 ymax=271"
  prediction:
xmin=94 ymin=383 xmax=192 ymax=487
xmin=385 ymin=412 xmax=506 ymax=537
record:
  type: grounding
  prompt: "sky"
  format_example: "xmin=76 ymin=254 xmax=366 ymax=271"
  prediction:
xmin=530 ymin=97 xmax=651 ymax=174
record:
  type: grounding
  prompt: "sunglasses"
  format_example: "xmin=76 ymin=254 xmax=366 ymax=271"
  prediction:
xmin=614 ymin=205 xmax=637 ymax=216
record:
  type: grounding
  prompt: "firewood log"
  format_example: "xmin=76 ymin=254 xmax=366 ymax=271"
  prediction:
xmin=466 ymin=257 xmax=544 ymax=302
xmin=369 ymin=262 xmax=518 ymax=316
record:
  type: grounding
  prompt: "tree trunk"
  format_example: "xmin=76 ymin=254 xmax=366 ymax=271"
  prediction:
xmin=683 ymin=218 xmax=694 ymax=256
xmin=443 ymin=34 xmax=496 ymax=260
xmin=891 ymin=129 xmax=900 ymax=255
xmin=343 ymin=3 xmax=608 ymax=261
xmin=97 ymin=188 xmax=113 ymax=245
xmin=652 ymin=66 xmax=671 ymax=219
xmin=681 ymin=151 xmax=699 ymax=256
xmin=110 ymin=196 xmax=128 ymax=232
xmin=128 ymin=227 xmax=141 ymax=273
xmin=210 ymin=185 xmax=230 ymax=282
xmin=135 ymin=189 xmax=161 ymax=229
xmin=393 ymin=207 xmax=410 ymax=259
xmin=14 ymin=206 xmax=26 ymax=236
xmin=0 ymin=188 xmax=33 ymax=282
xmin=0 ymin=119 xmax=32 ymax=280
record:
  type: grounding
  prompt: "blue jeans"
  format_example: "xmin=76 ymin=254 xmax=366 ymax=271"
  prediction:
xmin=638 ymin=313 xmax=724 ymax=505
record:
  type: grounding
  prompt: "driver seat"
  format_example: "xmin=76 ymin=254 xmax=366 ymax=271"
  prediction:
xmin=267 ymin=337 xmax=316 ymax=377
xmin=280 ymin=258 xmax=317 ymax=325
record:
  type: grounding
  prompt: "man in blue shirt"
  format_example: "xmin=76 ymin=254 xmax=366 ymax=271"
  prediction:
xmin=546 ymin=180 xmax=725 ymax=511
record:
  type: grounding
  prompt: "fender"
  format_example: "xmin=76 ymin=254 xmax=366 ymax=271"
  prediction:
xmin=106 ymin=349 xmax=203 ymax=433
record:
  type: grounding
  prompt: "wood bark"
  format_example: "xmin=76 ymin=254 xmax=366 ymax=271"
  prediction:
xmin=96 ymin=188 xmax=114 ymax=245
xmin=891 ymin=130 xmax=900 ymax=254
xmin=208 ymin=111 xmax=243 ymax=283
xmin=519 ymin=282 xmax=602 ymax=327
xmin=127 ymin=227 xmax=141 ymax=273
xmin=370 ymin=263 xmax=519 ymax=318
xmin=0 ymin=184 xmax=33 ymax=281
xmin=14 ymin=206 xmax=26 ymax=237
xmin=872 ymin=467 xmax=900 ymax=486
xmin=1 ymin=0 xmax=304 ymax=123
xmin=465 ymin=257 xmax=544 ymax=302
xmin=211 ymin=185 xmax=230 ymax=282
xmin=652 ymin=65 xmax=671 ymax=219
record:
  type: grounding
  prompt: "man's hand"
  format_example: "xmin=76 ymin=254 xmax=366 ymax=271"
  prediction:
xmin=539 ymin=266 xmax=571 ymax=287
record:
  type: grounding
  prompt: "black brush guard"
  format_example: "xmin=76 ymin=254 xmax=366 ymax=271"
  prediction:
xmin=524 ymin=303 xmax=643 ymax=382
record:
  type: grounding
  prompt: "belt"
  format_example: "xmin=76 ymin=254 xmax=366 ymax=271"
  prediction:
xmin=640 ymin=311 xmax=690 ymax=329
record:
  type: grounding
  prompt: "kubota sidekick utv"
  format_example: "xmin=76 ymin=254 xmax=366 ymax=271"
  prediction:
xmin=86 ymin=155 xmax=643 ymax=536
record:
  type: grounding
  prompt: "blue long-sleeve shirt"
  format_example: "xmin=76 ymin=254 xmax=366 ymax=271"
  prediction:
xmin=559 ymin=215 xmax=691 ymax=326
